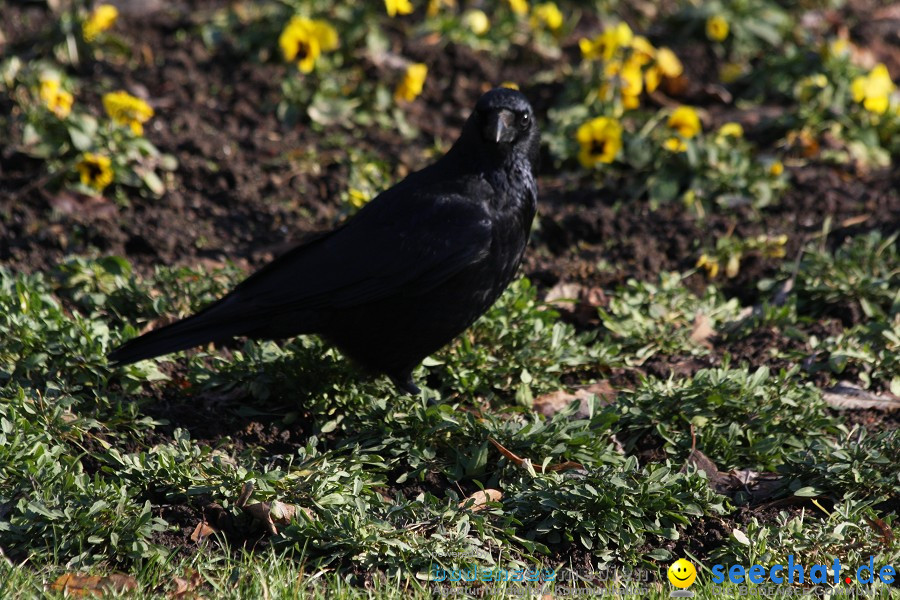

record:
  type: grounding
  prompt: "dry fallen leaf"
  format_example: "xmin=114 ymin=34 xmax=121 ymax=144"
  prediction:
xmin=244 ymin=502 xmax=278 ymax=535
xmin=544 ymin=282 xmax=607 ymax=326
xmin=533 ymin=381 xmax=616 ymax=418
xmin=243 ymin=500 xmax=310 ymax=535
xmin=50 ymin=573 xmax=137 ymax=597
xmin=724 ymin=469 xmax=784 ymax=503
xmin=47 ymin=190 xmax=117 ymax=221
xmin=170 ymin=569 xmax=203 ymax=599
xmin=865 ymin=516 xmax=894 ymax=547
xmin=822 ymin=382 xmax=900 ymax=411
xmin=690 ymin=313 xmax=715 ymax=347
xmin=190 ymin=521 xmax=218 ymax=543
xmin=458 ymin=489 xmax=502 ymax=511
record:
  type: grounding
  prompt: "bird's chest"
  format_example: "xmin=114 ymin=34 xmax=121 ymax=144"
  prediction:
xmin=472 ymin=169 xmax=537 ymax=300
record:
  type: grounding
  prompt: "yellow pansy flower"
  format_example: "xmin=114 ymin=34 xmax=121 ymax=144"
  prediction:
xmin=395 ymin=63 xmax=428 ymax=102
xmin=507 ymin=0 xmax=529 ymax=16
xmin=83 ymin=4 xmax=118 ymax=42
xmin=851 ymin=63 xmax=896 ymax=115
xmin=530 ymin=2 xmax=563 ymax=32
xmin=645 ymin=67 xmax=661 ymax=93
xmin=696 ymin=254 xmax=720 ymax=278
xmin=279 ymin=16 xmax=338 ymax=73
xmin=621 ymin=59 xmax=643 ymax=95
xmin=462 ymin=9 xmax=490 ymax=35
xmin=39 ymin=77 xmax=73 ymax=118
xmin=630 ymin=36 xmax=656 ymax=66
xmin=667 ymin=106 xmax=701 ymax=138
xmin=706 ymin=15 xmax=729 ymax=42
xmin=576 ymin=116 xmax=622 ymax=168
xmin=664 ymin=137 xmax=687 ymax=153
xmin=76 ymin=153 xmax=114 ymax=191
xmin=656 ymin=47 xmax=683 ymax=78
xmin=385 ymin=0 xmax=413 ymax=17
xmin=103 ymin=90 xmax=154 ymax=135
xmin=348 ymin=188 xmax=369 ymax=209
xmin=717 ymin=122 xmax=743 ymax=138
xmin=579 ymin=22 xmax=632 ymax=62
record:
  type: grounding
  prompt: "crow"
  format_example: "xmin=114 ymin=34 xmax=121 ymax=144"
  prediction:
xmin=108 ymin=87 xmax=540 ymax=394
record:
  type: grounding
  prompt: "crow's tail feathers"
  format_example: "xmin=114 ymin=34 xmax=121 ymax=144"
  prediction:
xmin=107 ymin=305 xmax=249 ymax=366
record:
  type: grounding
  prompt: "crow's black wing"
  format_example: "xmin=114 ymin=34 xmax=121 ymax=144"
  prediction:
xmin=216 ymin=180 xmax=495 ymax=315
xmin=107 ymin=180 xmax=495 ymax=365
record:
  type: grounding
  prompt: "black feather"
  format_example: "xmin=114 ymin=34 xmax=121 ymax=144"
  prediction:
xmin=108 ymin=87 xmax=541 ymax=392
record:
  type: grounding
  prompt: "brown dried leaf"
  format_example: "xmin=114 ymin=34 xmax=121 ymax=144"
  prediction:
xmin=244 ymin=502 xmax=278 ymax=535
xmin=48 ymin=191 xmax=117 ymax=221
xmin=724 ymin=469 xmax=784 ymax=502
xmin=544 ymin=282 xmax=583 ymax=306
xmin=866 ymin=516 xmax=894 ymax=547
xmin=839 ymin=214 xmax=871 ymax=228
xmin=683 ymin=449 xmax=719 ymax=480
xmin=170 ymin=569 xmax=203 ymax=599
xmin=690 ymin=313 xmax=715 ymax=347
xmin=270 ymin=500 xmax=311 ymax=525
xmin=50 ymin=573 xmax=137 ymax=597
xmin=190 ymin=521 xmax=218 ymax=543
xmin=458 ymin=489 xmax=502 ymax=512
xmin=544 ymin=282 xmax=607 ymax=326
xmin=236 ymin=481 xmax=254 ymax=508
xmin=534 ymin=382 xmax=616 ymax=418
xmin=822 ymin=382 xmax=900 ymax=411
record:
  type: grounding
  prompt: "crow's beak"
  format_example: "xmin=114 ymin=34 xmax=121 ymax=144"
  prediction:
xmin=483 ymin=109 xmax=517 ymax=144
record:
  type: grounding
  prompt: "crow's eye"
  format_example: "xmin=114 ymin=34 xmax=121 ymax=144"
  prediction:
xmin=518 ymin=113 xmax=530 ymax=128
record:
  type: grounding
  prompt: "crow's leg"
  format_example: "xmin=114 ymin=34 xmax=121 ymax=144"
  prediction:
xmin=389 ymin=372 xmax=422 ymax=395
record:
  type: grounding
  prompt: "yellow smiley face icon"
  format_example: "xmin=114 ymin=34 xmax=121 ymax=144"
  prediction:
xmin=668 ymin=559 xmax=697 ymax=588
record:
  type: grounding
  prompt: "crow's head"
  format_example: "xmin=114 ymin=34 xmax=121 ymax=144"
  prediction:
xmin=467 ymin=87 xmax=540 ymax=168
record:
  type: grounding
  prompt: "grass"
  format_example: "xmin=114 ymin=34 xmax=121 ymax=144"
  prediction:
xmin=2 ymin=0 xmax=900 ymax=593
xmin=1 ymin=230 xmax=899 ymax=597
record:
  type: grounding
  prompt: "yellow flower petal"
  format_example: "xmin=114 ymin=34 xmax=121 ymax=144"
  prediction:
xmin=385 ymin=0 xmax=414 ymax=17
xmin=645 ymin=67 xmax=661 ymax=93
xmin=664 ymin=137 xmax=687 ymax=152
xmin=103 ymin=90 xmax=154 ymax=135
xmin=76 ymin=153 xmax=114 ymax=191
xmin=667 ymin=106 xmax=701 ymax=138
xmin=656 ymin=47 xmax=683 ymax=78
xmin=717 ymin=122 xmax=743 ymax=138
xmin=619 ymin=58 xmax=643 ymax=97
xmin=279 ymin=16 xmax=338 ymax=72
xmin=706 ymin=15 xmax=729 ymax=42
xmin=39 ymin=77 xmax=74 ymax=118
xmin=462 ymin=9 xmax=490 ymax=35
xmin=576 ymin=116 xmax=622 ymax=167
xmin=83 ymin=4 xmax=118 ymax=42
xmin=395 ymin=63 xmax=428 ymax=102
xmin=529 ymin=2 xmax=563 ymax=31
xmin=507 ymin=0 xmax=529 ymax=16
xmin=630 ymin=36 xmax=656 ymax=66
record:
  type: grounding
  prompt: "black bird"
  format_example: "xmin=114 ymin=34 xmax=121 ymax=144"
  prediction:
xmin=108 ymin=87 xmax=540 ymax=393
